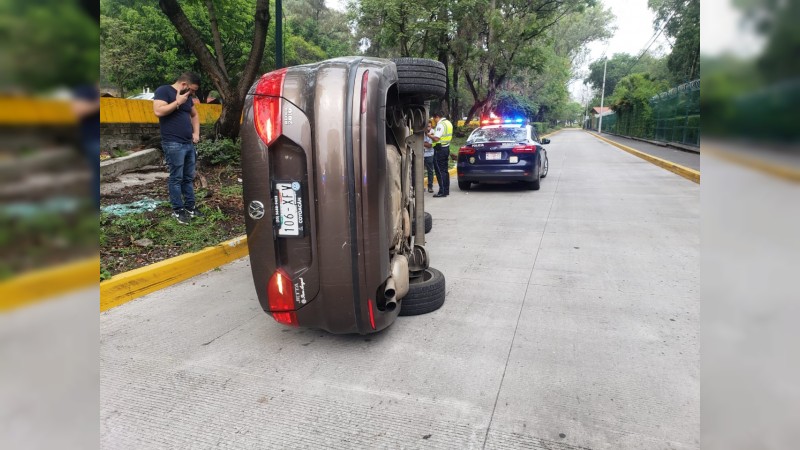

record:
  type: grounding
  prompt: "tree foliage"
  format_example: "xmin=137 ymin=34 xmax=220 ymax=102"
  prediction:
xmin=647 ymin=0 xmax=699 ymax=83
xmin=0 ymin=0 xmax=98 ymax=91
xmin=101 ymin=0 xmax=356 ymax=139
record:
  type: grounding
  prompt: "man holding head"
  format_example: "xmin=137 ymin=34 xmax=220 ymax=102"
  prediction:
xmin=153 ymin=72 xmax=202 ymax=224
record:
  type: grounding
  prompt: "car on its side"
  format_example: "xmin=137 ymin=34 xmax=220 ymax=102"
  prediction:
xmin=240 ymin=57 xmax=448 ymax=334
xmin=456 ymin=120 xmax=550 ymax=191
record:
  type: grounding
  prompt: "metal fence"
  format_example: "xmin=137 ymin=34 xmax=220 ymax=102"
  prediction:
xmin=599 ymin=79 xmax=700 ymax=147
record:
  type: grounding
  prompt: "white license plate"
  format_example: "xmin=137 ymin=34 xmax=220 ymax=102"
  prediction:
xmin=274 ymin=182 xmax=304 ymax=237
xmin=486 ymin=152 xmax=502 ymax=160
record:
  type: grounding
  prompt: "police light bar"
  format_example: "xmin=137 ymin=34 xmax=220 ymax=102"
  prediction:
xmin=480 ymin=116 xmax=526 ymax=125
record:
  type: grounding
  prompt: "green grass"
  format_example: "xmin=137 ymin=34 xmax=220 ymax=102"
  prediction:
xmin=218 ymin=183 xmax=243 ymax=198
xmin=101 ymin=204 xmax=236 ymax=257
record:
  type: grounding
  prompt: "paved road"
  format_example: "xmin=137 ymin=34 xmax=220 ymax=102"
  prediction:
xmin=598 ymin=133 xmax=700 ymax=171
xmin=101 ymin=129 xmax=699 ymax=449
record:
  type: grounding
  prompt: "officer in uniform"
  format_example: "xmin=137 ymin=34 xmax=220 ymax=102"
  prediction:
xmin=428 ymin=111 xmax=453 ymax=197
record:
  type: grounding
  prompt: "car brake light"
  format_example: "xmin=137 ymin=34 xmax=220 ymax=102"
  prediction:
xmin=267 ymin=268 xmax=297 ymax=326
xmin=512 ymin=145 xmax=537 ymax=154
xmin=368 ymin=299 xmax=376 ymax=330
xmin=459 ymin=146 xmax=476 ymax=155
xmin=360 ymin=70 xmax=369 ymax=114
xmin=254 ymin=68 xmax=287 ymax=146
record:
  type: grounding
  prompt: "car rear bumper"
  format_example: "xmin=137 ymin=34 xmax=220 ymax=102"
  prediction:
xmin=457 ymin=160 xmax=537 ymax=182
xmin=241 ymin=57 xmax=400 ymax=334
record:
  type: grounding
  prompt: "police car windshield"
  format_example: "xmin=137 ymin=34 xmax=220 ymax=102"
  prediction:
xmin=470 ymin=127 xmax=526 ymax=143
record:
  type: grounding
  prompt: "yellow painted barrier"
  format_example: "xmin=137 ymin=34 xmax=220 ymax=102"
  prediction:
xmin=0 ymin=97 xmax=76 ymax=125
xmin=0 ymin=257 xmax=99 ymax=312
xmin=590 ymin=132 xmax=700 ymax=184
xmin=100 ymin=98 xmax=221 ymax=124
xmin=0 ymin=97 xmax=223 ymax=125
xmin=100 ymin=235 xmax=248 ymax=312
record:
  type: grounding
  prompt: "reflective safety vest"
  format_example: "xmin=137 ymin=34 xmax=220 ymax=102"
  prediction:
xmin=438 ymin=119 xmax=453 ymax=145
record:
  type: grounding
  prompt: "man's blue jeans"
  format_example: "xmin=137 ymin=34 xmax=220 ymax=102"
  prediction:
xmin=162 ymin=141 xmax=196 ymax=212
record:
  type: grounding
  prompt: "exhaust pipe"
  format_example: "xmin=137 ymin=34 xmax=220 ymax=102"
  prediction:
xmin=383 ymin=255 xmax=410 ymax=312
xmin=384 ymin=278 xmax=397 ymax=311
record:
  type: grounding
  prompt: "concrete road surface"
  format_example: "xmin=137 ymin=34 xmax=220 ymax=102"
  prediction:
xmin=101 ymin=129 xmax=699 ymax=449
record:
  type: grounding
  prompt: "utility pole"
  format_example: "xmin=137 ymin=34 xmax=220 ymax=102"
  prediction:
xmin=276 ymin=0 xmax=283 ymax=68
xmin=598 ymin=58 xmax=607 ymax=134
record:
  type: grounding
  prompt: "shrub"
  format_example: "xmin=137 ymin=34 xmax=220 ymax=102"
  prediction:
xmin=196 ymin=138 xmax=241 ymax=166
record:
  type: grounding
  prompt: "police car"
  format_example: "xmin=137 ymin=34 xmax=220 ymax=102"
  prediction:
xmin=456 ymin=117 xmax=549 ymax=191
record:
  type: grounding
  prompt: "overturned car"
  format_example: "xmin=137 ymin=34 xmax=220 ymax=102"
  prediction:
xmin=241 ymin=57 xmax=447 ymax=334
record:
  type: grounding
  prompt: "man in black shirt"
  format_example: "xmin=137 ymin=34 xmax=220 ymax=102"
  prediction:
xmin=153 ymin=72 xmax=201 ymax=224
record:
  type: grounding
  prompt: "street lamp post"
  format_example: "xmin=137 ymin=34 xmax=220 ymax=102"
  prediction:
xmin=598 ymin=58 xmax=607 ymax=134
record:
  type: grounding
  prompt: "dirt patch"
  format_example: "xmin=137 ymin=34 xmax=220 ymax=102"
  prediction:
xmin=100 ymin=164 xmax=245 ymax=279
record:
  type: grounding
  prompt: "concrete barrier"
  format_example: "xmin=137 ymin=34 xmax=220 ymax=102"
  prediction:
xmin=100 ymin=148 xmax=162 ymax=180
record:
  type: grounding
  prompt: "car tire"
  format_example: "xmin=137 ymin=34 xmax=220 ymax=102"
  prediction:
xmin=392 ymin=58 xmax=447 ymax=99
xmin=541 ymin=153 xmax=549 ymax=178
xmin=458 ymin=180 xmax=471 ymax=191
xmin=525 ymin=163 xmax=541 ymax=190
xmin=411 ymin=211 xmax=433 ymax=234
xmin=399 ymin=267 xmax=446 ymax=316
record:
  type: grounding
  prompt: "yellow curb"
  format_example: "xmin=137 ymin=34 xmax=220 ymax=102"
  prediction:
xmin=704 ymin=145 xmax=800 ymax=184
xmin=589 ymin=132 xmax=700 ymax=184
xmin=100 ymin=235 xmax=248 ymax=312
xmin=0 ymin=257 xmax=99 ymax=312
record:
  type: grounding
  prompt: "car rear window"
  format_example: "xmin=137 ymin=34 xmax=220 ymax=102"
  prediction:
xmin=469 ymin=127 xmax=526 ymax=143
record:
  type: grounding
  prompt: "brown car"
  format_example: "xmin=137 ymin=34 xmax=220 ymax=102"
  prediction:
xmin=241 ymin=57 xmax=447 ymax=334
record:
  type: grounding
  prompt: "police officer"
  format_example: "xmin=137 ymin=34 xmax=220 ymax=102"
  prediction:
xmin=428 ymin=111 xmax=453 ymax=197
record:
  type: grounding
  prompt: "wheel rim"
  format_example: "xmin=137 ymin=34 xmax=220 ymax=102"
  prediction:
xmin=543 ymin=157 xmax=548 ymax=175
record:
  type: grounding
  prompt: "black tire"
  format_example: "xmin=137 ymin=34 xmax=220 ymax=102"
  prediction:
xmin=458 ymin=180 xmax=471 ymax=191
xmin=525 ymin=168 xmax=541 ymax=190
xmin=541 ymin=153 xmax=549 ymax=178
xmin=399 ymin=267 xmax=446 ymax=316
xmin=392 ymin=58 xmax=447 ymax=99
xmin=411 ymin=211 xmax=433 ymax=234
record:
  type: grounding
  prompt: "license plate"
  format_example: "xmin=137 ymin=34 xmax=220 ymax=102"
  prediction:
xmin=486 ymin=152 xmax=502 ymax=160
xmin=273 ymin=182 xmax=304 ymax=237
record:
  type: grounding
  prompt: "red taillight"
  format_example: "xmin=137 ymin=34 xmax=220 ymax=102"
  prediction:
xmin=459 ymin=146 xmax=476 ymax=155
xmin=267 ymin=268 xmax=297 ymax=326
xmin=254 ymin=68 xmax=287 ymax=146
xmin=360 ymin=70 xmax=369 ymax=114
xmin=512 ymin=145 xmax=537 ymax=154
xmin=368 ymin=299 xmax=376 ymax=330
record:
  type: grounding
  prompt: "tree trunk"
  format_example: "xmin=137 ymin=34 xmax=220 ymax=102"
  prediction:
xmin=205 ymin=0 xmax=229 ymax=79
xmin=214 ymin=95 xmax=244 ymax=139
xmin=452 ymin=65 xmax=459 ymax=120
xmin=159 ymin=0 xmax=270 ymax=140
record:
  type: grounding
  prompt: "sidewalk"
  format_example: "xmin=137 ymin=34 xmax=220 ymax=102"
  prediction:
xmin=598 ymin=133 xmax=700 ymax=170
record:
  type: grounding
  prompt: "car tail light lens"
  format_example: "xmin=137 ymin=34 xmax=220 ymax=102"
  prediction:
xmin=267 ymin=268 xmax=297 ymax=326
xmin=512 ymin=145 xmax=537 ymax=154
xmin=459 ymin=146 xmax=476 ymax=155
xmin=360 ymin=70 xmax=369 ymax=114
xmin=254 ymin=68 xmax=287 ymax=146
xmin=368 ymin=299 xmax=376 ymax=330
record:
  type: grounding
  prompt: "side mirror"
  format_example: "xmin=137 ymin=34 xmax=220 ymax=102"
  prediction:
xmin=541 ymin=138 xmax=550 ymax=144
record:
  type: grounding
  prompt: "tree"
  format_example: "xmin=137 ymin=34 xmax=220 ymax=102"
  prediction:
xmin=158 ymin=0 xmax=271 ymax=139
xmin=0 ymin=0 xmax=98 ymax=91
xmin=585 ymin=52 xmax=668 ymax=102
xmin=456 ymin=0 xmax=593 ymax=125
xmin=648 ymin=0 xmax=699 ymax=83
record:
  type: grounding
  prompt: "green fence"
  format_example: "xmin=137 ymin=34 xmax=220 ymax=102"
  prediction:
xmin=599 ymin=80 xmax=700 ymax=147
